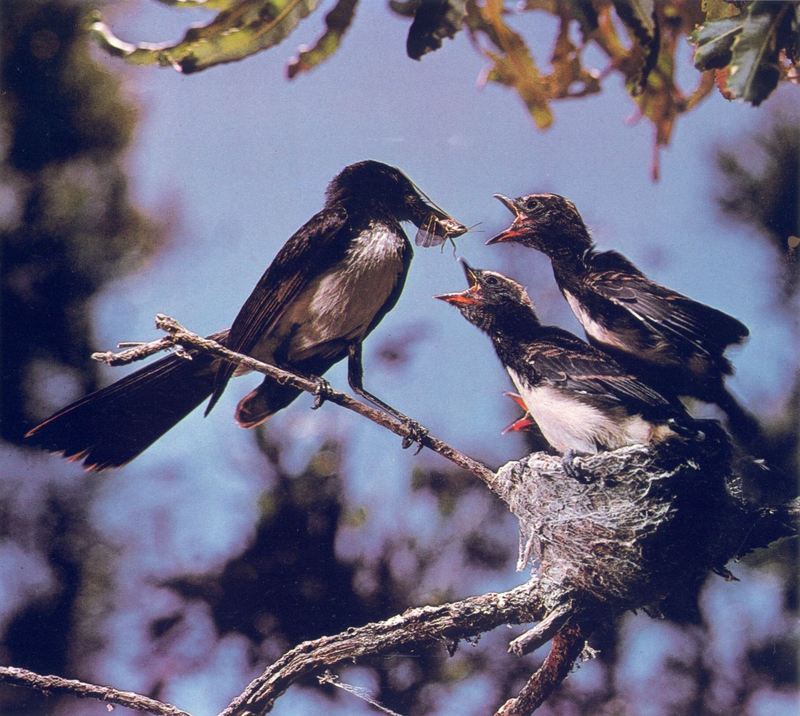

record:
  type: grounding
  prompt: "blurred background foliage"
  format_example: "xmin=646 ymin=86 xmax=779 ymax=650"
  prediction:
xmin=1 ymin=1 xmax=797 ymax=715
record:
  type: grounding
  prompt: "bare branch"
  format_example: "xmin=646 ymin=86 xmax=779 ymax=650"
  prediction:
xmin=495 ymin=623 xmax=587 ymax=716
xmin=0 ymin=666 xmax=190 ymax=716
xmin=91 ymin=335 xmax=176 ymax=365
xmin=508 ymin=603 xmax=572 ymax=657
xmin=220 ymin=582 xmax=546 ymax=716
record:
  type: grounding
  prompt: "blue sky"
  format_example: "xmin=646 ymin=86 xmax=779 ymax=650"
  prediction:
xmin=10 ymin=2 xmax=799 ymax=713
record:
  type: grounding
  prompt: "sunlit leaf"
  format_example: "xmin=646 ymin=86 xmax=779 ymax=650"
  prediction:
xmin=91 ymin=0 xmax=320 ymax=73
xmin=477 ymin=0 xmax=553 ymax=129
xmin=726 ymin=2 xmax=789 ymax=106
xmin=546 ymin=14 xmax=600 ymax=98
xmin=286 ymin=0 xmax=357 ymax=78
xmin=701 ymin=0 xmax=740 ymax=22
xmin=405 ymin=0 xmax=467 ymax=60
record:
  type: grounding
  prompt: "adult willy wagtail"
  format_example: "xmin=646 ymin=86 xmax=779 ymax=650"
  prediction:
xmin=436 ymin=262 xmax=697 ymax=477
xmin=488 ymin=193 xmax=758 ymax=444
xmin=26 ymin=160 xmax=467 ymax=470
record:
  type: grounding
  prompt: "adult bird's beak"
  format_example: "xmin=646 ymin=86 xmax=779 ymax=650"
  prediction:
xmin=486 ymin=194 xmax=524 ymax=245
xmin=408 ymin=191 xmax=468 ymax=248
xmin=434 ymin=258 xmax=482 ymax=305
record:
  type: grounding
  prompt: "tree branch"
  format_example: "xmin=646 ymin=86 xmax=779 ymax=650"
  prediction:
xmin=0 ymin=666 xmax=189 ymax=716
xmin=91 ymin=315 xmax=500 ymax=496
xmin=220 ymin=582 xmax=546 ymax=716
xmin=495 ymin=623 xmax=587 ymax=716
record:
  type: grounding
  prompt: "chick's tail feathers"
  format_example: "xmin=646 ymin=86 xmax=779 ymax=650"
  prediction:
xmin=713 ymin=385 xmax=762 ymax=448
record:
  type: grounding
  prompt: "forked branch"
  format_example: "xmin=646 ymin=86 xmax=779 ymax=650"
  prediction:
xmin=220 ymin=582 xmax=547 ymax=716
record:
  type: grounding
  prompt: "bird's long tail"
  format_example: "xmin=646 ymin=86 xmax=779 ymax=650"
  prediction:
xmin=234 ymin=378 xmax=303 ymax=428
xmin=26 ymin=349 xmax=219 ymax=471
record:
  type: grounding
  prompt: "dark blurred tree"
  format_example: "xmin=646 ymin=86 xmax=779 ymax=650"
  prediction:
xmin=0 ymin=0 xmax=162 ymax=442
xmin=717 ymin=117 xmax=800 ymax=299
xmin=151 ymin=433 xmax=519 ymax=715
xmin=0 ymin=1 xmax=160 ymax=712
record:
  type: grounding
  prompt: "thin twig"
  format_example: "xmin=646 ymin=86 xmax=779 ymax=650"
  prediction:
xmin=219 ymin=582 xmax=545 ymax=716
xmin=0 ymin=666 xmax=190 ymax=716
xmin=92 ymin=336 xmax=177 ymax=365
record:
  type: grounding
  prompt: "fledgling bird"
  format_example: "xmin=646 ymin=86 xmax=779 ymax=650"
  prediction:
xmin=26 ymin=160 xmax=467 ymax=470
xmin=488 ymin=192 xmax=758 ymax=444
xmin=436 ymin=262 xmax=699 ymax=477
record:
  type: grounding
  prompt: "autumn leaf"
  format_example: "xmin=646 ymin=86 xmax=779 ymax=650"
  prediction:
xmin=612 ymin=0 xmax=660 ymax=92
xmin=91 ymin=0 xmax=319 ymax=73
xmin=477 ymin=0 xmax=553 ymax=129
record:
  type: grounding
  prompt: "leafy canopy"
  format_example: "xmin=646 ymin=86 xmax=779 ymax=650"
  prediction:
xmin=90 ymin=1 xmax=799 ymax=175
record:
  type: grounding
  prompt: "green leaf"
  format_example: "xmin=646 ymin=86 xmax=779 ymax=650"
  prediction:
xmin=726 ymin=2 xmax=789 ymax=105
xmin=693 ymin=15 xmax=744 ymax=70
xmin=286 ymin=0 xmax=358 ymax=78
xmin=405 ymin=0 xmax=467 ymax=60
xmin=91 ymin=0 xmax=320 ymax=74
xmin=612 ymin=0 xmax=659 ymax=92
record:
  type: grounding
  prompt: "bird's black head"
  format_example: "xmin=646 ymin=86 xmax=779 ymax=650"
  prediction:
xmin=326 ymin=161 xmax=467 ymax=247
xmin=435 ymin=260 xmax=539 ymax=335
xmin=487 ymin=192 xmax=592 ymax=258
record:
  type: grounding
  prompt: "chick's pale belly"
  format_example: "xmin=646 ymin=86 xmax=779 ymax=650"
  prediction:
xmin=507 ymin=369 xmax=672 ymax=453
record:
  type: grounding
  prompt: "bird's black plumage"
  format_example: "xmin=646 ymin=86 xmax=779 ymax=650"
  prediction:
xmin=488 ymin=192 xmax=757 ymax=442
xmin=436 ymin=262 xmax=694 ymax=460
xmin=26 ymin=160 xmax=466 ymax=470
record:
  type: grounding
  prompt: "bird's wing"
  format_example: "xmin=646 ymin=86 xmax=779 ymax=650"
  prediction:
xmin=206 ymin=205 xmax=350 ymax=413
xmin=526 ymin=329 xmax=672 ymax=410
xmin=586 ymin=251 xmax=749 ymax=355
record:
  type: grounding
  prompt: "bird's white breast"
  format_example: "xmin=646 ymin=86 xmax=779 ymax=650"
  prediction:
xmin=285 ymin=223 xmax=405 ymax=359
xmin=506 ymin=368 xmax=665 ymax=453
xmin=563 ymin=290 xmax=629 ymax=352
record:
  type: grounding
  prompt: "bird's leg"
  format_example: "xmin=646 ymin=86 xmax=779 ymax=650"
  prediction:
xmin=347 ymin=343 xmax=428 ymax=453
xmin=310 ymin=376 xmax=334 ymax=410
xmin=561 ymin=450 xmax=592 ymax=483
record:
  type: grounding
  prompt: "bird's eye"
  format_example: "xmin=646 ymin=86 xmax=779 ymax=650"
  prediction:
xmin=484 ymin=275 xmax=500 ymax=287
xmin=524 ymin=198 xmax=539 ymax=212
